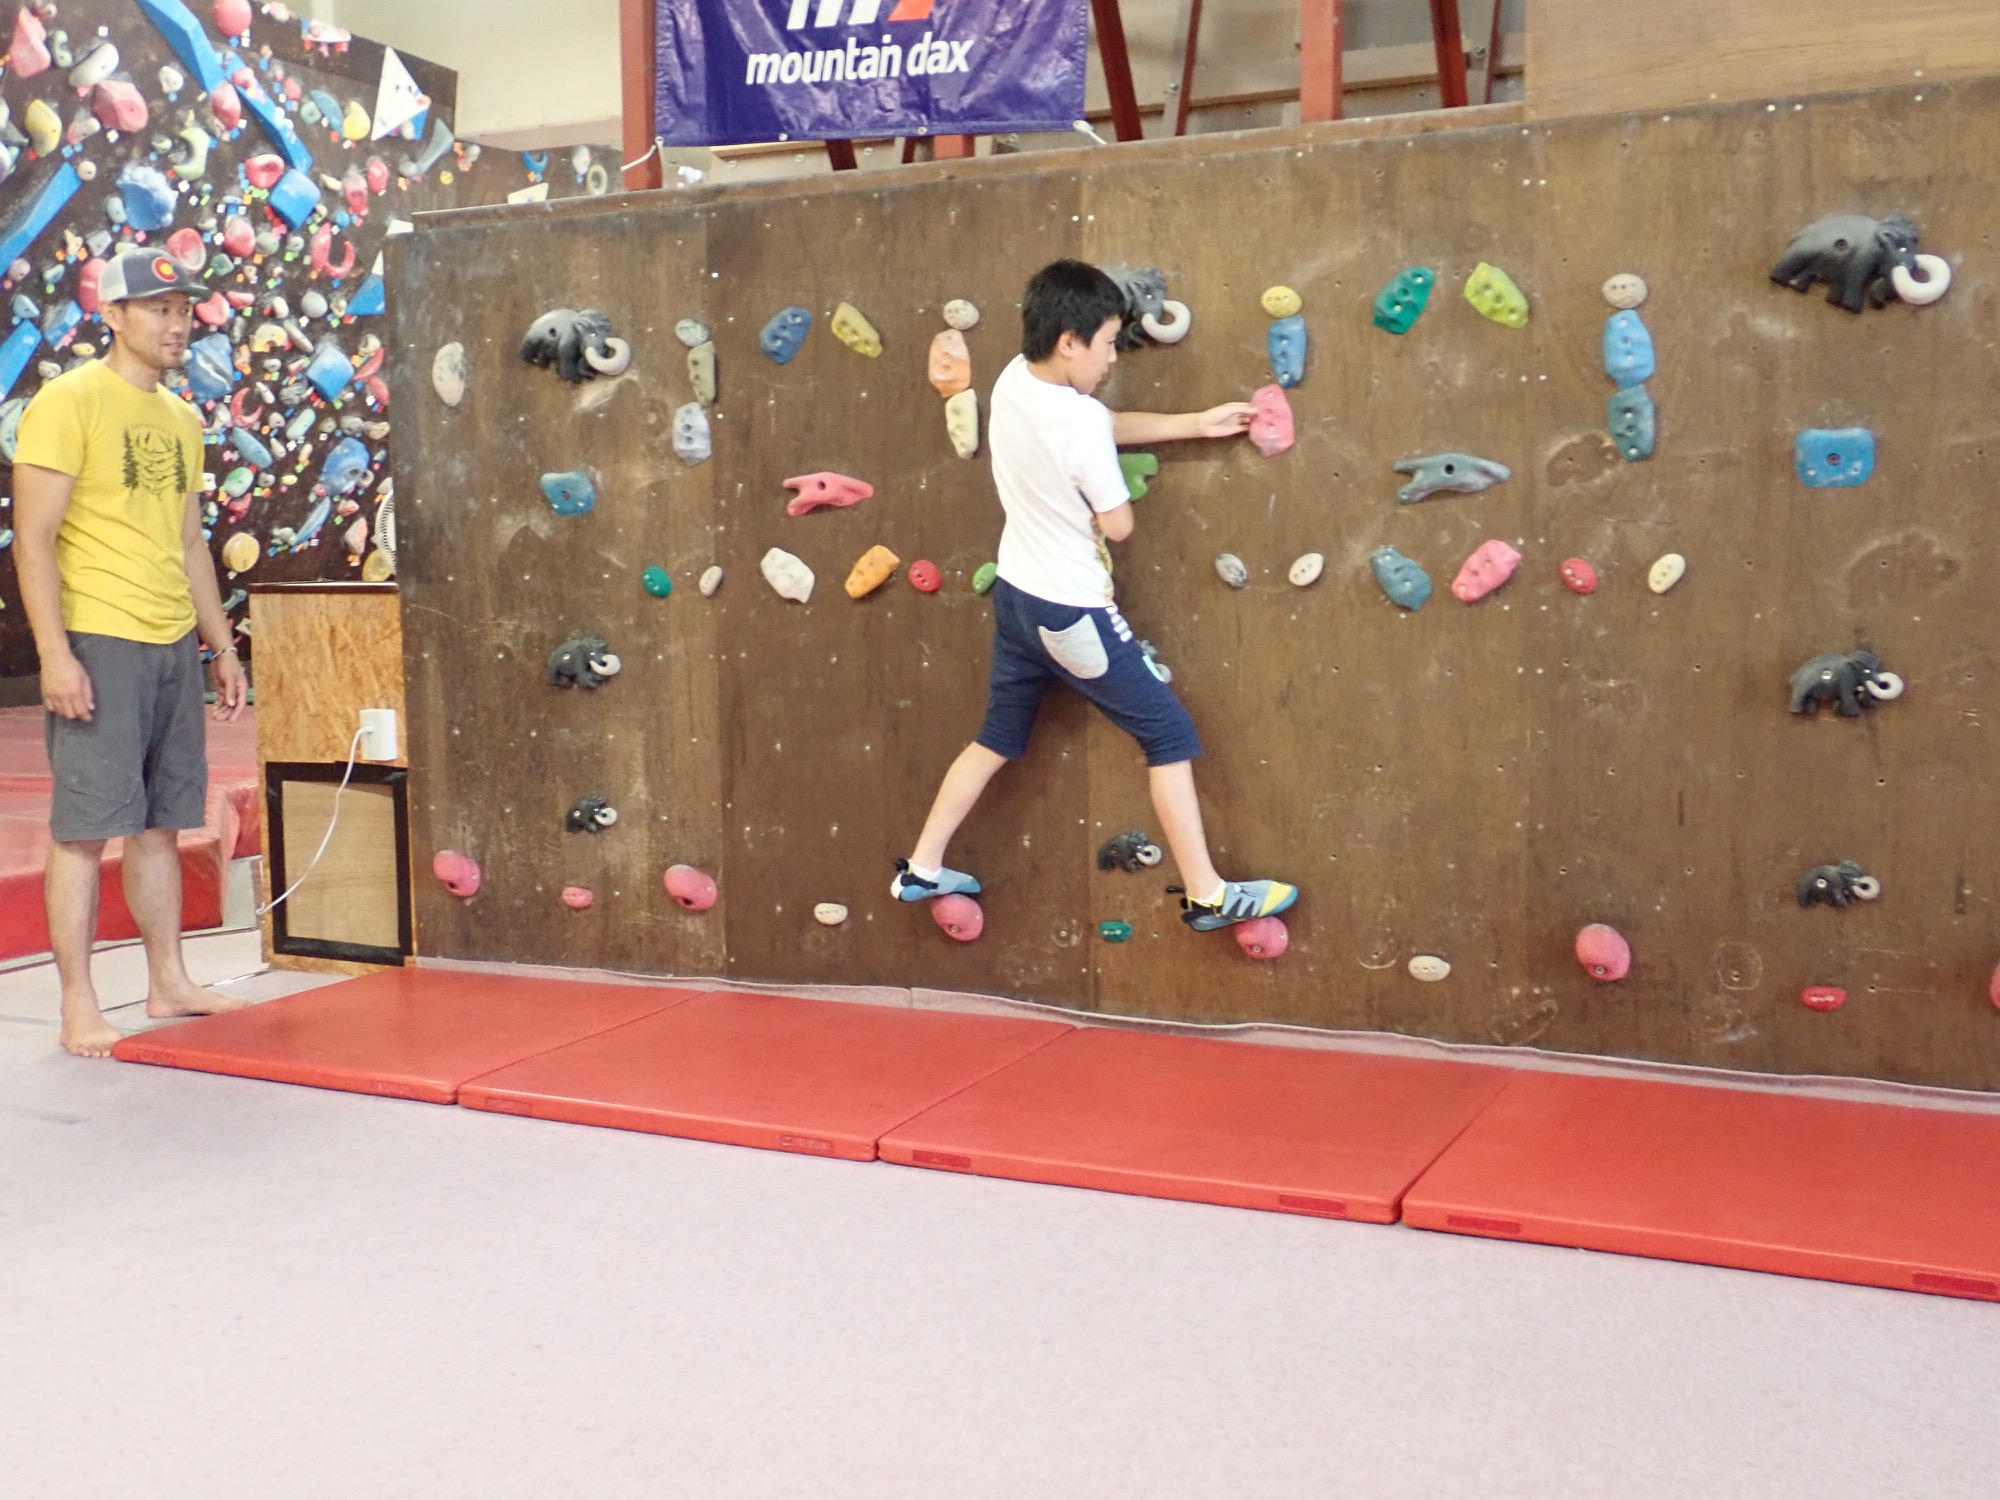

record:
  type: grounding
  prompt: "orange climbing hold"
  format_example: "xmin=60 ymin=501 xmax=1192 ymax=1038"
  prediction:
xmin=783 ymin=471 xmax=874 ymax=517
xmin=845 ymin=544 xmax=901 ymax=599
xmin=933 ymin=893 xmax=983 ymax=942
xmin=928 ymin=329 xmax=971 ymax=398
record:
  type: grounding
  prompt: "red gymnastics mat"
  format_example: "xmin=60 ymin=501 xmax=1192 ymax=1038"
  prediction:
xmin=459 ymin=991 xmax=1071 ymax=1161
xmin=1401 ymin=1070 xmax=2000 ymax=1302
xmin=114 ymin=967 xmax=702 ymax=1104
xmin=879 ymin=1028 xmax=1515 ymax=1222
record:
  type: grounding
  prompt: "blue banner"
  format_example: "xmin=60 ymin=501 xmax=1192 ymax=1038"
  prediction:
xmin=654 ymin=0 xmax=1089 ymax=146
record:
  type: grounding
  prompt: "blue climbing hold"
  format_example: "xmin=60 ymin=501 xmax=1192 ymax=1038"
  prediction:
xmin=1268 ymin=313 xmax=1307 ymax=389
xmin=0 ymin=163 xmax=81 ymax=269
xmin=541 ymin=470 xmax=596 ymax=516
xmin=1371 ymin=266 xmax=1435 ymax=335
xmin=268 ymin=169 xmax=322 ymax=229
xmin=116 ymin=162 xmax=178 ymax=233
xmin=1371 ymin=547 xmax=1433 ymax=611
xmin=228 ymin=426 xmax=272 ymax=469
xmin=1608 ymin=384 xmax=1656 ymax=462
xmin=1602 ymin=309 xmax=1655 ymax=388
xmin=760 ymin=306 xmax=812 ymax=364
xmin=293 ymin=494 xmax=330 ymax=547
xmin=183 ymin=334 xmax=238 ymax=401
xmin=39 ymin=300 xmax=81 ymax=350
xmin=1795 ymin=427 xmax=1874 ymax=488
xmin=0 ymin=321 xmax=41 ymax=401
xmin=522 ymin=150 xmax=548 ymax=178
xmin=346 ymin=272 xmax=385 ymax=317
xmin=10 ymin=293 xmax=40 ymax=325
xmin=318 ymin=437 xmax=371 ymax=495
xmin=308 ymin=89 xmax=343 ymax=127
xmin=305 ymin=341 xmax=354 ymax=400
xmin=218 ymin=47 xmax=313 ymax=169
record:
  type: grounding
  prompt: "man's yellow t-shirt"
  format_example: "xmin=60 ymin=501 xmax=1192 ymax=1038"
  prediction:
xmin=14 ymin=358 xmax=203 ymax=644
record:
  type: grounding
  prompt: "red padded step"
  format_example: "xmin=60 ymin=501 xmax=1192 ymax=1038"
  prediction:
xmin=1402 ymin=1070 xmax=2000 ymax=1302
xmin=880 ymin=1027 xmax=1515 ymax=1222
xmin=460 ymin=990 xmax=1070 ymax=1160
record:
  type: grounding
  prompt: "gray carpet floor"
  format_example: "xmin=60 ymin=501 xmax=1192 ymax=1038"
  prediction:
xmin=3 ymin=932 xmax=1997 ymax=1499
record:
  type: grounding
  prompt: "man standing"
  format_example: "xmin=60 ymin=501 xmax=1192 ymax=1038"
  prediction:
xmin=13 ymin=248 xmax=249 ymax=1057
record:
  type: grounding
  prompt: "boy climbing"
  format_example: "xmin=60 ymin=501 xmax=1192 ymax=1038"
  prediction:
xmin=895 ymin=259 xmax=1298 ymax=933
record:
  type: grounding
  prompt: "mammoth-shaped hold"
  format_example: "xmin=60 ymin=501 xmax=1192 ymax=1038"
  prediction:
xmin=1142 ymin=299 xmax=1192 ymax=345
xmin=1575 ymin=923 xmax=1630 ymax=981
xmin=1797 ymin=860 xmax=1882 ymax=909
xmin=565 ymin=794 xmax=619 ymax=834
xmin=1235 ymin=916 xmax=1288 ymax=960
xmin=1463 ymin=262 xmax=1529 ymax=328
xmin=431 ymin=342 xmax=466 ymax=406
xmin=1787 ymin=648 xmax=1902 ymax=717
xmin=432 ymin=849 xmax=481 ymax=898
xmin=1260 ymin=285 xmax=1302 ymax=319
xmin=674 ymin=317 xmax=710 ymax=347
xmin=1373 ymin=266 xmax=1435 ymax=335
xmin=783 ymin=471 xmax=873 ymax=516
xmin=1800 ymin=985 xmax=1846 ymax=1013
xmin=1608 ymin=384 xmax=1656 ymax=462
xmin=1559 ymin=557 xmax=1598 ymax=595
xmin=1119 ymin=452 xmax=1158 ymax=499
xmin=1248 ymin=384 xmax=1294 ymax=457
xmin=1602 ymin=309 xmax=1655 ymax=388
xmin=845 ymin=544 xmax=901 ymax=599
xmin=1794 ymin=427 xmax=1873 ymax=488
xmin=1103 ymin=264 xmax=1168 ymax=350
xmin=664 ymin=864 xmax=718 ymax=912
xmin=688 ymin=340 xmax=716 ymax=404
xmin=1770 ymin=213 xmax=1918 ymax=313
xmin=520 ymin=307 xmax=629 ymax=382
xmin=672 ymin=402 xmax=712 ymax=465
xmin=944 ymin=388 xmax=979 ymax=458
xmin=1393 ymin=451 xmax=1510 ymax=505
xmin=932 ymin=892 xmax=984 ymax=942
xmin=761 ymin=547 xmax=814 ymax=603
xmin=1214 ymin=553 xmax=1249 ymax=589
xmin=1097 ymin=830 xmax=1163 ymax=873
xmin=547 ymin=634 xmax=621 ymax=689
xmin=1451 ymin=539 xmax=1522 ymax=603
xmin=1371 ymin=547 xmax=1432 ymax=611
xmin=1890 ymin=254 xmax=1952 ymax=306
xmin=830 ymin=300 xmax=882 ymax=357
xmin=941 ymin=298 xmax=980 ymax=330
xmin=1268 ymin=314 xmax=1307 ymax=389
xmin=540 ymin=470 xmax=596 ymax=515
xmin=760 ymin=305 xmax=812 ymax=364
xmin=928 ymin=329 xmax=971 ymax=398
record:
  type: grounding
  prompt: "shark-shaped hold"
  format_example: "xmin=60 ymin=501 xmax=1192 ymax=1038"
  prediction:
xmin=1392 ymin=451 xmax=1511 ymax=505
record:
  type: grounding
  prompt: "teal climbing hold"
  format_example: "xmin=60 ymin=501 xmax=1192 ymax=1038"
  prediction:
xmin=1099 ymin=921 xmax=1133 ymax=943
xmin=1268 ymin=314 xmax=1307 ymax=387
xmin=641 ymin=565 xmax=673 ymax=597
xmin=1602 ymin=309 xmax=1655 ymax=388
xmin=1371 ymin=547 xmax=1433 ymax=610
xmin=1372 ymin=266 xmax=1435 ymax=335
xmin=1608 ymin=384 xmax=1656 ymax=462
xmin=1119 ymin=452 xmax=1158 ymax=499
xmin=541 ymin=470 xmax=595 ymax=516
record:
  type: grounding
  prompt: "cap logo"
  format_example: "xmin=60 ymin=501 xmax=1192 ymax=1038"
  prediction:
xmin=151 ymin=256 xmax=178 ymax=281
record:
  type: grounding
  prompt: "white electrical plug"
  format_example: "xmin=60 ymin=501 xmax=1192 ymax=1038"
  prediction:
xmin=358 ymin=708 xmax=398 ymax=762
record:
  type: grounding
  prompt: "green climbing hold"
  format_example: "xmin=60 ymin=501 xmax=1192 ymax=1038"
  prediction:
xmin=1372 ymin=266 xmax=1435 ymax=335
xmin=641 ymin=566 xmax=672 ymax=597
xmin=1463 ymin=262 xmax=1530 ymax=329
xmin=1119 ymin=452 xmax=1159 ymax=499
xmin=1099 ymin=920 xmax=1133 ymax=943
xmin=972 ymin=562 xmax=998 ymax=595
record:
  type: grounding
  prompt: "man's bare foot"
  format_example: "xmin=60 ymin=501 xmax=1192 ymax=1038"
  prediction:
xmin=60 ymin=1009 xmax=122 ymax=1058
xmin=144 ymin=978 xmax=251 ymax=1020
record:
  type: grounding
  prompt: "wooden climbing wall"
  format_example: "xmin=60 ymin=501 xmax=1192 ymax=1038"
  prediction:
xmin=391 ymin=76 xmax=2000 ymax=1091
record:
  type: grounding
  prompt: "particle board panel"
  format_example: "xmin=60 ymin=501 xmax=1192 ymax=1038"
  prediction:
xmin=246 ymin=587 xmax=408 ymax=766
xmin=277 ymin=781 xmax=403 ymax=951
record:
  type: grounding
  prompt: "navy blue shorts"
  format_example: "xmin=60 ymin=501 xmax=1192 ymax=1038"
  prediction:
xmin=976 ymin=578 xmax=1203 ymax=767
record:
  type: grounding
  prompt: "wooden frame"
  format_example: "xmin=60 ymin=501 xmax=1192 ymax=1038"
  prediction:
xmin=265 ymin=761 xmax=413 ymax=967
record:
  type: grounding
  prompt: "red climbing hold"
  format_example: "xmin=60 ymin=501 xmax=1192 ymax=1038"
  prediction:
xmin=193 ymin=294 xmax=230 ymax=327
xmin=77 ymin=259 xmax=106 ymax=316
xmin=908 ymin=560 xmax=942 ymax=593
xmin=561 ymin=886 xmax=595 ymax=910
xmin=1248 ymin=384 xmax=1295 ymax=457
xmin=244 ymin=153 xmax=285 ymax=190
xmin=1575 ymin=923 xmax=1630 ymax=981
xmin=209 ymin=82 xmax=243 ymax=132
xmin=10 ymin=7 xmax=50 ymax=78
xmin=214 ymin=0 xmax=254 ymax=35
xmin=932 ymin=893 xmax=984 ymax=942
xmin=1559 ymin=557 xmax=1597 ymax=595
xmin=365 ymin=156 xmax=389 ymax=196
xmin=220 ymin=216 xmax=255 ymax=259
xmin=1800 ymin=985 xmax=1846 ymax=1012
xmin=1451 ymin=539 xmax=1523 ymax=603
xmin=432 ymin=850 xmax=481 ymax=898
xmin=664 ymin=864 xmax=718 ymax=912
xmin=783 ymin=471 xmax=874 ymax=517
xmin=1989 ymin=962 xmax=2000 ymax=1012
xmin=1235 ymin=916 xmax=1289 ymax=959
xmin=310 ymin=223 xmax=357 ymax=279
xmin=165 ymin=226 xmax=207 ymax=272
xmin=92 ymin=80 xmax=149 ymax=134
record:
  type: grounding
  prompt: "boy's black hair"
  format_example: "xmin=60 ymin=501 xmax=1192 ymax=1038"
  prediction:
xmin=1020 ymin=259 xmax=1125 ymax=362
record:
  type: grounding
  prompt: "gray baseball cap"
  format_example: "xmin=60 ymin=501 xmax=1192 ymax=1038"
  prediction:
xmin=98 ymin=247 xmax=199 ymax=304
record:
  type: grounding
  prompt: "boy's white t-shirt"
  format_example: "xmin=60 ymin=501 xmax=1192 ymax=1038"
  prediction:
xmin=990 ymin=354 xmax=1131 ymax=607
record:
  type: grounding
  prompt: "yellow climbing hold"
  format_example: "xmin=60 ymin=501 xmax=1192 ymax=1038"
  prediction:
xmin=341 ymin=100 xmax=371 ymax=141
xmin=830 ymin=301 xmax=882 ymax=358
xmin=1463 ymin=262 xmax=1529 ymax=328
xmin=361 ymin=548 xmax=395 ymax=582
xmin=24 ymin=98 xmax=60 ymax=157
xmin=1260 ymin=285 xmax=1302 ymax=319
xmin=844 ymin=544 xmax=900 ymax=599
xmin=221 ymin=532 xmax=259 ymax=574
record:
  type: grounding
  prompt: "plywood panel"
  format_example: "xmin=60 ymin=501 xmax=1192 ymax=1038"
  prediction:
xmin=247 ymin=587 xmax=407 ymax=766
xmin=1526 ymin=0 xmax=2000 ymax=121
xmin=279 ymin=781 xmax=402 ymax=950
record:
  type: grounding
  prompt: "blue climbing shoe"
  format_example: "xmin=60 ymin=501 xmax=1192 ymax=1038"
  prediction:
xmin=892 ymin=859 xmax=982 ymax=903
xmin=1180 ymin=878 xmax=1298 ymax=932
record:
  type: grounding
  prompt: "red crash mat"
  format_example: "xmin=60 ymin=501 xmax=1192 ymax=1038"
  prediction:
xmin=1402 ymin=1070 xmax=2000 ymax=1302
xmin=114 ymin=967 xmax=702 ymax=1104
xmin=879 ymin=1027 xmax=1515 ymax=1222
xmin=459 ymin=991 xmax=1070 ymax=1160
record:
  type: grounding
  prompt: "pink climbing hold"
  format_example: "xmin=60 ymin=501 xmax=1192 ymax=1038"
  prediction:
xmin=193 ymin=294 xmax=230 ymax=327
xmin=214 ymin=0 xmax=253 ymax=36
xmin=209 ymin=82 xmax=243 ymax=132
xmin=908 ymin=560 xmax=942 ymax=593
xmin=933 ymin=893 xmax=984 ymax=942
xmin=1575 ymin=923 xmax=1631 ymax=982
xmin=1235 ymin=916 xmax=1289 ymax=959
xmin=561 ymin=886 xmax=595 ymax=911
xmin=1248 ymin=384 xmax=1295 ymax=457
xmin=244 ymin=153 xmax=285 ymax=190
xmin=10 ymin=7 xmax=51 ymax=78
xmin=92 ymin=79 xmax=149 ymax=134
xmin=664 ymin=863 xmax=718 ymax=912
xmin=432 ymin=850 xmax=481 ymax=899
xmin=342 ymin=169 xmax=368 ymax=218
xmin=1989 ymin=961 xmax=2000 ymax=1012
xmin=1451 ymin=539 xmax=1523 ymax=603
xmin=310 ymin=223 xmax=356 ymax=279
xmin=1559 ymin=557 xmax=1597 ymax=595
xmin=783 ymin=471 xmax=874 ymax=517
xmin=1800 ymin=985 xmax=1846 ymax=1013
xmin=365 ymin=156 xmax=389 ymax=195
xmin=165 ymin=226 xmax=206 ymax=272
xmin=220 ymin=216 xmax=255 ymax=258
xmin=76 ymin=258 xmax=106 ymax=316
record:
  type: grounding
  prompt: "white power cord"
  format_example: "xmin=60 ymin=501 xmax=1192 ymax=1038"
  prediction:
xmin=257 ymin=727 xmax=365 ymax=917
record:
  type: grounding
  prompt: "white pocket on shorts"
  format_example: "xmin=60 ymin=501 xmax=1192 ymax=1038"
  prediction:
xmin=1038 ymin=615 xmax=1109 ymax=680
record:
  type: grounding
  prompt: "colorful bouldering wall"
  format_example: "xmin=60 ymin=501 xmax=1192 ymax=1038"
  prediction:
xmin=390 ymin=77 xmax=2000 ymax=1092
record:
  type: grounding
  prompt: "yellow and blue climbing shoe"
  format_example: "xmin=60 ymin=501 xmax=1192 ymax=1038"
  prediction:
xmin=892 ymin=859 xmax=983 ymax=903
xmin=1180 ymin=878 xmax=1298 ymax=932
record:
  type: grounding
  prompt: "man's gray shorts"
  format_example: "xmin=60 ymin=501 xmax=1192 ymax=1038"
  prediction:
xmin=45 ymin=630 xmax=208 ymax=843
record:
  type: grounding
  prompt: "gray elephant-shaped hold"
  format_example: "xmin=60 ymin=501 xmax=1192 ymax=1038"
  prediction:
xmin=1770 ymin=214 xmax=1918 ymax=313
xmin=1787 ymin=648 xmax=1903 ymax=717
xmin=520 ymin=307 xmax=633 ymax=382
xmin=1101 ymin=264 xmax=1191 ymax=349
xmin=1096 ymin=830 xmax=1163 ymax=873
xmin=566 ymin=794 xmax=619 ymax=834
xmin=547 ymin=634 xmax=622 ymax=689
xmin=1796 ymin=860 xmax=1881 ymax=909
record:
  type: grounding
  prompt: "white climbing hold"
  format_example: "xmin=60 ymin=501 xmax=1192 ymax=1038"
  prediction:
xmin=1141 ymin=299 xmax=1192 ymax=344
xmin=675 ymin=318 xmax=710 ymax=347
xmin=944 ymin=388 xmax=979 ymax=459
xmin=583 ymin=336 xmax=632 ymax=375
xmin=688 ymin=340 xmax=715 ymax=404
xmin=1864 ymin=670 xmax=1905 ymax=702
xmin=1891 ymin=253 xmax=1951 ymax=306
xmin=1287 ymin=552 xmax=1324 ymax=587
xmin=67 ymin=41 xmax=119 ymax=90
xmin=761 ymin=548 xmax=814 ymax=603
xmin=1647 ymin=552 xmax=1686 ymax=594
xmin=942 ymin=298 xmax=980 ymax=330
xmin=1214 ymin=552 xmax=1248 ymax=588
xmin=813 ymin=903 xmax=848 ymax=926
xmin=1601 ymin=272 xmax=1648 ymax=310
xmin=698 ymin=565 xmax=723 ymax=597
xmin=672 ymin=402 xmax=711 ymax=465
xmin=431 ymin=342 xmax=465 ymax=406
xmin=1407 ymin=955 xmax=1451 ymax=982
